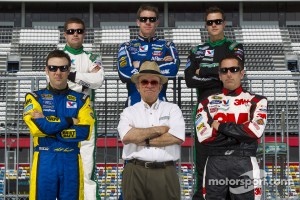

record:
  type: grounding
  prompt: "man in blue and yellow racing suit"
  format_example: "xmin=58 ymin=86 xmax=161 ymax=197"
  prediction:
xmin=23 ymin=50 xmax=95 ymax=200
xmin=117 ymin=4 xmax=180 ymax=107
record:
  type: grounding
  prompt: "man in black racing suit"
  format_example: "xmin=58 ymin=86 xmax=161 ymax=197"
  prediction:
xmin=184 ymin=6 xmax=244 ymax=200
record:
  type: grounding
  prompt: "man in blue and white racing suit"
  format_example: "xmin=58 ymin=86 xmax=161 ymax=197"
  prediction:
xmin=117 ymin=4 xmax=180 ymax=107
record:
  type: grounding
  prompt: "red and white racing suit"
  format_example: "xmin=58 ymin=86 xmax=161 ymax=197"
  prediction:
xmin=195 ymin=86 xmax=268 ymax=200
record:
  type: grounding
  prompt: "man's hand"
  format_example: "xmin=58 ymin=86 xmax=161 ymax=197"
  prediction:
xmin=163 ymin=56 xmax=173 ymax=62
xmin=133 ymin=61 xmax=140 ymax=68
xmin=72 ymin=118 xmax=79 ymax=125
xmin=212 ymin=121 xmax=220 ymax=131
xmin=91 ymin=65 xmax=101 ymax=73
xmin=31 ymin=110 xmax=44 ymax=119
xmin=196 ymin=68 xmax=200 ymax=75
xmin=154 ymin=125 xmax=169 ymax=136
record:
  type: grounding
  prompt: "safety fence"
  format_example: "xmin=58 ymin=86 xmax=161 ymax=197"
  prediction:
xmin=0 ymin=75 xmax=299 ymax=199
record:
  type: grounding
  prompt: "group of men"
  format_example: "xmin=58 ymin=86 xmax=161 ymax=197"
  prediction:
xmin=23 ymin=3 xmax=268 ymax=200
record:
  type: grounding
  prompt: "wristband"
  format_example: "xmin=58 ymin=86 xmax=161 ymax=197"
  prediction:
xmin=145 ymin=138 xmax=150 ymax=147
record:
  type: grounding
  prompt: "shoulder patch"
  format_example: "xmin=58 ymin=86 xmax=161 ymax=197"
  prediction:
xmin=82 ymin=94 xmax=88 ymax=101
xmin=191 ymin=46 xmax=199 ymax=53
xmin=229 ymin=42 xmax=239 ymax=50
xmin=166 ymin=41 xmax=172 ymax=47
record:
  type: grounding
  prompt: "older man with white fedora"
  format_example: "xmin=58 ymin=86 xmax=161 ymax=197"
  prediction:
xmin=117 ymin=61 xmax=185 ymax=200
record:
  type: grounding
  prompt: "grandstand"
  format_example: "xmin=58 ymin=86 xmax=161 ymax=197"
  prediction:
xmin=0 ymin=1 xmax=300 ymax=199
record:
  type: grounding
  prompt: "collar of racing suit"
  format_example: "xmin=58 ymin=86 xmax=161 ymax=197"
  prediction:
xmin=137 ymin=34 xmax=158 ymax=43
xmin=47 ymin=83 xmax=70 ymax=95
xmin=64 ymin=44 xmax=84 ymax=55
xmin=222 ymin=85 xmax=243 ymax=96
xmin=208 ymin=36 xmax=227 ymax=47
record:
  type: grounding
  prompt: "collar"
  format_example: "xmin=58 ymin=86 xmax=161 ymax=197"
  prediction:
xmin=142 ymin=99 xmax=160 ymax=110
xmin=137 ymin=34 xmax=158 ymax=43
xmin=64 ymin=45 xmax=84 ymax=55
xmin=47 ymin=83 xmax=70 ymax=95
xmin=222 ymin=85 xmax=243 ymax=96
xmin=208 ymin=37 xmax=227 ymax=47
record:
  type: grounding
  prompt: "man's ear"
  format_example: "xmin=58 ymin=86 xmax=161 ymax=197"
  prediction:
xmin=241 ymin=69 xmax=245 ymax=79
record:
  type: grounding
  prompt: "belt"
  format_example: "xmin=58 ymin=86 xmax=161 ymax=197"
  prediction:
xmin=128 ymin=159 xmax=175 ymax=169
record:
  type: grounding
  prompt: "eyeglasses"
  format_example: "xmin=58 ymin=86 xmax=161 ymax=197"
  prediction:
xmin=139 ymin=17 xmax=158 ymax=23
xmin=219 ymin=67 xmax=241 ymax=74
xmin=47 ymin=65 xmax=69 ymax=72
xmin=206 ymin=19 xmax=224 ymax=26
xmin=65 ymin=29 xmax=85 ymax=35
xmin=140 ymin=79 xmax=159 ymax=86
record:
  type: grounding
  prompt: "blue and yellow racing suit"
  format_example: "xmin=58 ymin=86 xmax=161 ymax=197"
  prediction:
xmin=23 ymin=84 xmax=95 ymax=200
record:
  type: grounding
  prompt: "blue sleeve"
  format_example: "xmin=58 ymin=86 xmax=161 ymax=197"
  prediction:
xmin=56 ymin=96 xmax=95 ymax=143
xmin=33 ymin=116 xmax=72 ymax=135
xmin=117 ymin=42 xmax=138 ymax=83
xmin=156 ymin=41 xmax=180 ymax=77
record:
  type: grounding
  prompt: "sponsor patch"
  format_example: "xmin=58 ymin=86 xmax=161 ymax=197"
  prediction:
xmin=210 ymin=100 xmax=222 ymax=105
xmin=120 ymin=60 xmax=127 ymax=67
xmin=46 ymin=116 xmax=60 ymax=122
xmin=199 ymin=127 xmax=207 ymax=135
xmin=41 ymin=94 xmax=53 ymax=100
xmin=185 ymin=60 xmax=191 ymax=68
xmin=24 ymin=104 xmax=33 ymax=113
xmin=256 ymin=119 xmax=265 ymax=125
xmin=139 ymin=45 xmax=148 ymax=52
xmin=78 ymin=80 xmax=90 ymax=88
xmin=212 ymin=95 xmax=222 ymax=100
xmin=209 ymin=106 xmax=218 ymax=113
xmin=61 ymin=129 xmax=76 ymax=138
xmin=196 ymin=122 xmax=205 ymax=132
xmin=118 ymin=49 xmax=126 ymax=57
xmin=205 ymin=50 xmax=214 ymax=57
xmin=66 ymin=101 xmax=77 ymax=108
xmin=24 ymin=98 xmax=32 ymax=106
xmin=67 ymin=95 xmax=76 ymax=101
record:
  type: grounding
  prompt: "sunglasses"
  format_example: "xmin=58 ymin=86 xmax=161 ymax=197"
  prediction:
xmin=219 ymin=67 xmax=241 ymax=74
xmin=47 ymin=65 xmax=69 ymax=72
xmin=206 ymin=19 xmax=224 ymax=26
xmin=139 ymin=17 xmax=158 ymax=23
xmin=140 ymin=79 xmax=159 ymax=86
xmin=65 ymin=29 xmax=84 ymax=35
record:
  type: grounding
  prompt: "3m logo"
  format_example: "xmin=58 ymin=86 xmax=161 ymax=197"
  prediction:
xmin=214 ymin=113 xmax=248 ymax=124
xmin=61 ymin=130 xmax=76 ymax=138
xmin=234 ymin=99 xmax=250 ymax=106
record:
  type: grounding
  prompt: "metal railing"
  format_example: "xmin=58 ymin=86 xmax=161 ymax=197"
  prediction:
xmin=0 ymin=75 xmax=299 ymax=199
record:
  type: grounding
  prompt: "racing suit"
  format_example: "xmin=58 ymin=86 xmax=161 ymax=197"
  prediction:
xmin=63 ymin=44 xmax=105 ymax=200
xmin=195 ymin=86 xmax=268 ymax=199
xmin=23 ymin=84 xmax=95 ymax=200
xmin=184 ymin=37 xmax=244 ymax=200
xmin=117 ymin=35 xmax=180 ymax=106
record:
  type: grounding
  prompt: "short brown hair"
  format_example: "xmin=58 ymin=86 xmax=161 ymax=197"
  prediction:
xmin=64 ymin=17 xmax=85 ymax=32
xmin=219 ymin=55 xmax=244 ymax=70
xmin=136 ymin=4 xmax=159 ymax=19
xmin=46 ymin=50 xmax=71 ymax=67
xmin=205 ymin=6 xmax=225 ymax=21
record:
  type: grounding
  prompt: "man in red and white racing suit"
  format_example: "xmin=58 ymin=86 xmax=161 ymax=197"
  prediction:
xmin=195 ymin=55 xmax=267 ymax=200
